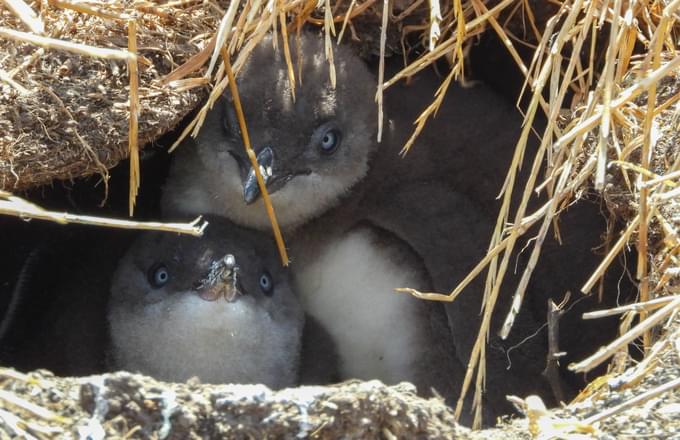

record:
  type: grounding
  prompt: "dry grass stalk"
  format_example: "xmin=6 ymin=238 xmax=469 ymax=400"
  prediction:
xmin=450 ymin=4 xmax=589 ymax=420
xmin=0 ymin=67 xmax=28 ymax=93
xmin=323 ymin=0 xmax=337 ymax=89
xmin=615 ymin=326 xmax=680 ymax=391
xmin=127 ymin=19 xmax=140 ymax=217
xmin=428 ymin=0 xmax=441 ymax=51
xmin=397 ymin=154 xmax=598 ymax=301
xmin=336 ymin=0 xmax=356 ymax=43
xmin=383 ymin=0 xmax=515 ymax=90
xmin=2 ymin=0 xmax=43 ymax=34
xmin=0 ymin=191 xmax=207 ymax=236
xmin=205 ymin=0 xmax=240 ymax=79
xmin=222 ymin=49 xmax=290 ymax=266
xmin=279 ymin=14 xmax=296 ymax=101
xmin=375 ymin=0 xmax=388 ymax=143
xmin=582 ymin=295 xmax=679 ymax=320
xmin=637 ymin=3 xmax=666 ymax=350
xmin=0 ymin=389 xmax=66 ymax=423
xmin=0 ymin=408 xmax=62 ymax=438
xmin=48 ymin=0 xmax=130 ymax=21
xmin=581 ymin=214 xmax=642 ymax=293
xmin=0 ymin=26 xmax=134 ymax=60
xmin=570 ymin=295 xmax=680 ymax=374
xmin=161 ymin=35 xmax=217 ymax=85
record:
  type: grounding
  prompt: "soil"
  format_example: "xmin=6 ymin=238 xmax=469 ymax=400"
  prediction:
xmin=0 ymin=319 xmax=677 ymax=440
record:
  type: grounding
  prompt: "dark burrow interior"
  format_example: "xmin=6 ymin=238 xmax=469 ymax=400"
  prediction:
xmin=0 ymin=31 xmax=639 ymax=424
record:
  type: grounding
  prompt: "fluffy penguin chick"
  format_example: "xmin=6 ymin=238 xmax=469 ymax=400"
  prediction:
xmin=162 ymin=33 xmax=520 ymax=230
xmin=107 ymin=217 xmax=304 ymax=388
xmin=294 ymin=223 xmax=464 ymax=406
xmin=162 ymin=33 xmax=377 ymax=231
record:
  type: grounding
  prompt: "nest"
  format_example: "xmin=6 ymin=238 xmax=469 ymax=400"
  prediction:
xmin=1 ymin=0 xmax=680 ymax=437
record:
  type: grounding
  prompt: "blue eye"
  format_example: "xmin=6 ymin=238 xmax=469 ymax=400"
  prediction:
xmin=148 ymin=263 xmax=170 ymax=288
xmin=259 ymin=271 xmax=274 ymax=295
xmin=319 ymin=128 xmax=341 ymax=154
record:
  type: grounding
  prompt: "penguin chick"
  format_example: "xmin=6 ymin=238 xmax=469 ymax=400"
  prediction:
xmin=163 ymin=33 xmax=521 ymax=229
xmin=294 ymin=222 xmax=470 ymax=409
xmin=107 ymin=217 xmax=304 ymax=388
xmin=162 ymin=34 xmax=378 ymax=231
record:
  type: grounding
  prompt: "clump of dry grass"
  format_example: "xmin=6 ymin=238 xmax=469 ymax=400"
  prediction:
xmin=391 ymin=0 xmax=680 ymax=429
xmin=0 ymin=0 xmax=219 ymax=201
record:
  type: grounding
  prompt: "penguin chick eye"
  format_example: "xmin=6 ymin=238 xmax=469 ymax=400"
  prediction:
xmin=318 ymin=127 xmax=341 ymax=154
xmin=259 ymin=271 xmax=274 ymax=295
xmin=148 ymin=263 xmax=170 ymax=288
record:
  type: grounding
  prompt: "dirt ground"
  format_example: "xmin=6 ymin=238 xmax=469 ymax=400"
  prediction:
xmin=0 ymin=320 xmax=677 ymax=439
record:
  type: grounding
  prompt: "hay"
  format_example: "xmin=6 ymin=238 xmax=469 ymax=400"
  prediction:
xmin=383 ymin=0 xmax=680 ymax=425
xmin=0 ymin=0 xmax=219 ymax=193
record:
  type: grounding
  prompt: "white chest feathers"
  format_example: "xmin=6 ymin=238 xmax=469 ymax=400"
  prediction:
xmin=108 ymin=294 xmax=301 ymax=389
xmin=293 ymin=226 xmax=430 ymax=383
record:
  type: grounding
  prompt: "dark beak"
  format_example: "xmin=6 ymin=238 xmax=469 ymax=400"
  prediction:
xmin=243 ymin=147 xmax=274 ymax=205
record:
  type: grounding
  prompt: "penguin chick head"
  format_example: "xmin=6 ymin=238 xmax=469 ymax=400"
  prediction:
xmin=193 ymin=33 xmax=378 ymax=231
xmin=108 ymin=216 xmax=303 ymax=388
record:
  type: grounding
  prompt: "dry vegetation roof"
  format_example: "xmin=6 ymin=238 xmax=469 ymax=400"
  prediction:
xmin=0 ymin=0 xmax=220 ymax=195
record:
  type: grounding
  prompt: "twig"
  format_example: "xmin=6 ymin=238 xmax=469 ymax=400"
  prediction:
xmin=0 ymin=192 xmax=207 ymax=236
xmin=542 ymin=295 xmax=568 ymax=403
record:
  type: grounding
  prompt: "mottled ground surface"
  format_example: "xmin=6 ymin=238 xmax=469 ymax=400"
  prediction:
xmin=0 ymin=319 xmax=677 ymax=440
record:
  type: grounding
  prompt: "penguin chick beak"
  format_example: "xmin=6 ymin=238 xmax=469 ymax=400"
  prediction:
xmin=194 ymin=254 xmax=244 ymax=302
xmin=242 ymin=147 xmax=312 ymax=204
xmin=243 ymin=147 xmax=274 ymax=205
